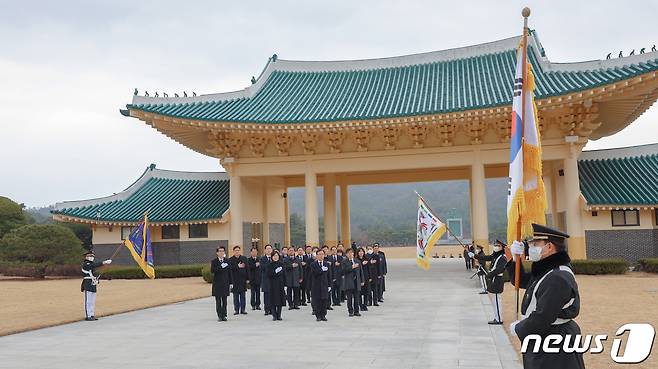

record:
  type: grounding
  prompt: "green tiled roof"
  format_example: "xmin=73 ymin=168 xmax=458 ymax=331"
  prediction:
xmin=125 ymin=32 xmax=658 ymax=124
xmin=53 ymin=165 xmax=230 ymax=223
xmin=579 ymin=147 xmax=658 ymax=205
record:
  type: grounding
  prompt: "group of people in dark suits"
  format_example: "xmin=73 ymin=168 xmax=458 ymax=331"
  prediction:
xmin=211 ymin=242 xmax=388 ymax=322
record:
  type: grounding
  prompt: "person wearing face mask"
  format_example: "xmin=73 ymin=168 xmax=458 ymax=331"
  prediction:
xmin=366 ymin=246 xmax=380 ymax=306
xmin=473 ymin=245 xmax=488 ymax=294
xmin=474 ymin=240 xmax=509 ymax=325
xmin=507 ymin=224 xmax=584 ymax=369
xmin=267 ymin=251 xmax=286 ymax=321
xmin=81 ymin=249 xmax=112 ymax=321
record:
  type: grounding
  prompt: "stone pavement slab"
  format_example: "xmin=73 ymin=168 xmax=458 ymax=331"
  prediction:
xmin=0 ymin=259 xmax=521 ymax=369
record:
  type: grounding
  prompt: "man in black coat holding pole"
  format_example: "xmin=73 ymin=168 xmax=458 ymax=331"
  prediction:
xmin=229 ymin=245 xmax=249 ymax=315
xmin=211 ymin=246 xmax=231 ymax=321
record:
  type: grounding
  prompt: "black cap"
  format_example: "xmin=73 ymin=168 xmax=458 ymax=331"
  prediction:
xmin=83 ymin=249 xmax=95 ymax=256
xmin=530 ymin=223 xmax=569 ymax=243
xmin=494 ymin=239 xmax=507 ymax=247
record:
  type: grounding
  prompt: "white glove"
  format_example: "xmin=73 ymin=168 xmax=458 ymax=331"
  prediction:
xmin=275 ymin=266 xmax=283 ymax=273
xmin=509 ymin=320 xmax=520 ymax=336
xmin=467 ymin=252 xmax=475 ymax=258
xmin=221 ymin=262 xmax=228 ymax=268
xmin=321 ymin=266 xmax=328 ymax=272
xmin=103 ymin=259 xmax=112 ymax=265
xmin=328 ymin=287 xmax=331 ymax=292
xmin=510 ymin=241 xmax=525 ymax=256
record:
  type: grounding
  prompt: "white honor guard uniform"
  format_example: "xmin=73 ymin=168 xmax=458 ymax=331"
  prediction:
xmin=80 ymin=250 xmax=112 ymax=321
xmin=507 ymin=224 xmax=585 ymax=369
xmin=475 ymin=240 xmax=508 ymax=325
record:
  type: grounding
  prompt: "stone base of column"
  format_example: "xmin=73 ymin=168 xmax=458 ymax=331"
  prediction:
xmin=567 ymin=236 xmax=587 ymax=260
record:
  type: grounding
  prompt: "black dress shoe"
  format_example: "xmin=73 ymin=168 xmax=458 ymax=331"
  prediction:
xmin=361 ymin=306 xmax=368 ymax=311
xmin=85 ymin=317 xmax=94 ymax=321
xmin=301 ymin=303 xmax=307 ymax=306
xmin=327 ymin=306 xmax=334 ymax=310
xmin=488 ymin=320 xmax=503 ymax=325
xmin=91 ymin=316 xmax=98 ymax=321
xmin=240 ymin=311 xmax=247 ymax=315
xmin=277 ymin=317 xmax=283 ymax=321
xmin=234 ymin=312 xmax=240 ymax=315
xmin=222 ymin=317 xmax=228 ymax=321
xmin=272 ymin=316 xmax=277 ymax=321
xmin=349 ymin=313 xmax=354 ymax=317
xmin=354 ymin=312 xmax=361 ymax=317
xmin=256 ymin=306 xmax=261 ymax=310
xmin=321 ymin=317 xmax=328 ymax=321
xmin=288 ymin=307 xmax=294 ymax=310
xmin=316 ymin=318 xmax=322 ymax=322
xmin=252 ymin=306 xmax=256 ymax=311
xmin=377 ymin=299 xmax=384 ymax=303
xmin=373 ymin=303 xmax=379 ymax=306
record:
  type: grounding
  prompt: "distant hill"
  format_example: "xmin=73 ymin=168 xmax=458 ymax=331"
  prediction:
xmin=288 ymin=178 xmax=509 ymax=246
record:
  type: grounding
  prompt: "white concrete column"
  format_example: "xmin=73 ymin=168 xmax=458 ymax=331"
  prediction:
xmin=284 ymin=187 xmax=290 ymax=247
xmin=305 ymin=167 xmax=320 ymax=247
xmin=323 ymin=174 xmax=338 ymax=246
xmin=470 ymin=154 xmax=489 ymax=251
xmin=339 ymin=181 xmax=351 ymax=246
xmin=229 ymin=170 xmax=243 ymax=249
xmin=563 ymin=153 xmax=586 ymax=259
xmin=261 ymin=177 xmax=269 ymax=246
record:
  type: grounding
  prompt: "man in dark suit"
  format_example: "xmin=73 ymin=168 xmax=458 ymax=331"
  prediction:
xmin=260 ymin=244 xmax=273 ymax=315
xmin=301 ymin=245 xmax=313 ymax=305
xmin=341 ymin=248 xmax=364 ymax=317
xmin=366 ymin=245 xmax=380 ymax=306
xmin=211 ymin=246 xmax=231 ymax=321
xmin=311 ymin=249 xmax=332 ymax=321
xmin=284 ymin=247 xmax=302 ymax=309
xmin=247 ymin=247 xmax=261 ymax=310
xmin=374 ymin=243 xmax=387 ymax=302
xmin=328 ymin=246 xmax=343 ymax=307
xmin=229 ymin=245 xmax=249 ymax=315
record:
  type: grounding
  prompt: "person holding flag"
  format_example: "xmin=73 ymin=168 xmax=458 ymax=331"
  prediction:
xmin=504 ymin=8 xmax=585 ymax=369
xmin=473 ymin=240 xmax=509 ymax=325
xmin=80 ymin=249 xmax=112 ymax=321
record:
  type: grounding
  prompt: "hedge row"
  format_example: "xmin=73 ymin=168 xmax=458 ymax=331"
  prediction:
xmin=505 ymin=258 xmax=628 ymax=278
xmin=637 ymin=258 xmax=658 ymax=273
xmin=570 ymin=259 xmax=628 ymax=275
xmin=0 ymin=261 xmax=80 ymax=278
xmin=101 ymin=264 xmax=205 ymax=279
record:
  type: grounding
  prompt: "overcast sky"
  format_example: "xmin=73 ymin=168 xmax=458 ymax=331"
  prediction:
xmin=1 ymin=0 xmax=657 ymax=207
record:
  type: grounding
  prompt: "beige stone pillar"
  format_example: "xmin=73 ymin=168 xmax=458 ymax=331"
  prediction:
xmin=547 ymin=161 xmax=559 ymax=228
xmin=229 ymin=169 xmax=243 ymax=249
xmin=563 ymin=153 xmax=586 ymax=259
xmin=323 ymin=174 xmax=338 ymax=246
xmin=305 ymin=167 xmax=320 ymax=247
xmin=470 ymin=155 xmax=489 ymax=252
xmin=339 ymin=181 xmax=351 ymax=246
xmin=284 ymin=187 xmax=290 ymax=247
xmin=261 ymin=178 xmax=269 ymax=246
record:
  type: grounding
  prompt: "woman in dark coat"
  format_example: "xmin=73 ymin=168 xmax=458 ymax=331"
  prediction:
xmin=356 ymin=247 xmax=370 ymax=311
xmin=267 ymin=251 xmax=286 ymax=321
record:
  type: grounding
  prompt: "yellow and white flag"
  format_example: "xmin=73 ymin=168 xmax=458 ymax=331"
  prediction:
xmin=416 ymin=196 xmax=447 ymax=270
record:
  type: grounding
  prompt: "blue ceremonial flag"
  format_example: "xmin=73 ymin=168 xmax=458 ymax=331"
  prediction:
xmin=124 ymin=212 xmax=155 ymax=279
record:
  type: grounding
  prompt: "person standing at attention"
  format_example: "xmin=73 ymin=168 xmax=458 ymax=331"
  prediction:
xmin=211 ymin=246 xmax=230 ymax=322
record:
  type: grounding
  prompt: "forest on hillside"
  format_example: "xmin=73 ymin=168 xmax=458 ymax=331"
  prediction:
xmin=288 ymin=178 xmax=509 ymax=246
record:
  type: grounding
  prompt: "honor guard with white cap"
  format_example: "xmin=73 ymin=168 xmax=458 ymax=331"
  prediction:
xmin=507 ymin=223 xmax=585 ymax=369
xmin=474 ymin=240 xmax=509 ymax=325
xmin=81 ymin=249 xmax=112 ymax=321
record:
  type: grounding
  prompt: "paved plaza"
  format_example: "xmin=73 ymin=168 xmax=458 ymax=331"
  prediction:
xmin=0 ymin=259 xmax=521 ymax=369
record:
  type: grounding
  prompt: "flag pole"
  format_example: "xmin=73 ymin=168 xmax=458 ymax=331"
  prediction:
xmin=515 ymin=6 xmax=531 ymax=320
xmin=415 ymin=191 xmax=468 ymax=248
